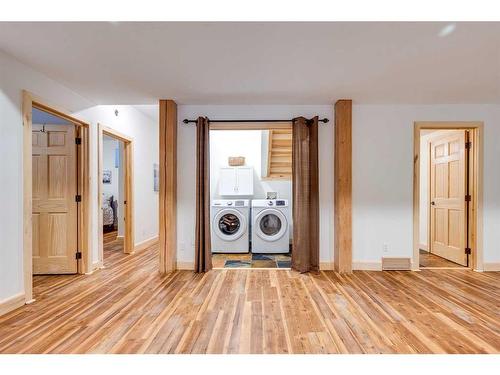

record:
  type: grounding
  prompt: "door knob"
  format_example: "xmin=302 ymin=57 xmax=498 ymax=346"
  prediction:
xmin=431 ymin=201 xmax=435 ymax=205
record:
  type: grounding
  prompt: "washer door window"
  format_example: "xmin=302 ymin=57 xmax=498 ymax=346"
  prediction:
xmin=255 ymin=209 xmax=287 ymax=242
xmin=213 ymin=209 xmax=247 ymax=241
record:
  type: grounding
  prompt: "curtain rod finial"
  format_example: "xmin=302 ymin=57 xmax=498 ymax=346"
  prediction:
xmin=183 ymin=119 xmax=189 ymax=124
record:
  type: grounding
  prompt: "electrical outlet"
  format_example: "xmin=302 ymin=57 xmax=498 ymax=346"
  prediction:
xmin=382 ymin=243 xmax=389 ymax=253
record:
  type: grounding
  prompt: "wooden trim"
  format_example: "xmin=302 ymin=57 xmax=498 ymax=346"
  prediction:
xmin=413 ymin=122 xmax=483 ymax=271
xmin=209 ymin=122 xmax=292 ymax=131
xmin=31 ymin=99 xmax=88 ymax=127
xmin=319 ymin=262 xmax=334 ymax=270
xmin=22 ymin=91 xmax=91 ymax=303
xmin=159 ymin=100 xmax=177 ymax=274
xmin=352 ymin=261 xmax=382 ymax=271
xmin=334 ymin=100 xmax=353 ymax=273
xmin=101 ymin=124 xmax=133 ymax=143
xmin=134 ymin=236 xmax=159 ymax=253
xmin=97 ymin=123 xmax=135 ymax=261
xmin=76 ymin=125 xmax=91 ymax=273
xmin=177 ymin=261 xmax=194 ymax=270
xmin=483 ymin=262 xmax=500 ymax=272
xmin=0 ymin=293 xmax=25 ymax=317
xmin=22 ymin=92 xmax=34 ymax=303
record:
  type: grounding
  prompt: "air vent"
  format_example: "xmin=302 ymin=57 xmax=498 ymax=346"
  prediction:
xmin=382 ymin=257 xmax=411 ymax=271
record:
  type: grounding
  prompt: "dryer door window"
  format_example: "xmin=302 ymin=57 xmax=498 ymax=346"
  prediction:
xmin=218 ymin=213 xmax=241 ymax=235
xmin=259 ymin=214 xmax=282 ymax=236
xmin=254 ymin=209 xmax=288 ymax=241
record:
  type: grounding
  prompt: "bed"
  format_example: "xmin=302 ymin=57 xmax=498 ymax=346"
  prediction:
xmin=102 ymin=193 xmax=118 ymax=231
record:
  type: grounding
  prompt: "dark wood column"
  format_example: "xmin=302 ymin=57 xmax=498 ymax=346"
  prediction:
xmin=334 ymin=100 xmax=352 ymax=273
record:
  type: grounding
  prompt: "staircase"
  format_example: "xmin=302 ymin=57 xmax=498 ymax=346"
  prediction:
xmin=266 ymin=129 xmax=292 ymax=179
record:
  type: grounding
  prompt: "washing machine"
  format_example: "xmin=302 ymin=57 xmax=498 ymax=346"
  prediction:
xmin=211 ymin=199 xmax=250 ymax=253
xmin=251 ymin=199 xmax=290 ymax=253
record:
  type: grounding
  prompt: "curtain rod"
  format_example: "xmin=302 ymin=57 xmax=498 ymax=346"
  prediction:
xmin=182 ymin=118 xmax=329 ymax=124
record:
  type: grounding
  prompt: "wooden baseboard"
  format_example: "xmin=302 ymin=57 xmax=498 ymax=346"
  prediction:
xmin=483 ymin=262 xmax=500 ymax=272
xmin=419 ymin=244 xmax=429 ymax=252
xmin=177 ymin=261 xmax=194 ymax=270
xmin=117 ymin=235 xmax=124 ymax=239
xmin=319 ymin=262 xmax=334 ymax=270
xmin=352 ymin=261 xmax=382 ymax=271
xmin=0 ymin=293 xmax=25 ymax=317
xmin=86 ymin=261 xmax=104 ymax=274
xmin=134 ymin=236 xmax=158 ymax=253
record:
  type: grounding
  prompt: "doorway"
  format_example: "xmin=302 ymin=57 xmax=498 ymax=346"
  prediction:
xmin=23 ymin=92 xmax=91 ymax=302
xmin=97 ymin=124 xmax=134 ymax=267
xmin=413 ymin=122 xmax=483 ymax=270
xmin=209 ymin=123 xmax=293 ymax=269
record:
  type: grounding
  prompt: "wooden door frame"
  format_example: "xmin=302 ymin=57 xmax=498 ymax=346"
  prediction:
xmin=22 ymin=91 xmax=91 ymax=303
xmin=413 ymin=122 xmax=483 ymax=271
xmin=97 ymin=124 xmax=134 ymax=264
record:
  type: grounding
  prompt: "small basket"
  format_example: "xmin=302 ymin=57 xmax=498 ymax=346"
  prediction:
xmin=228 ymin=156 xmax=245 ymax=166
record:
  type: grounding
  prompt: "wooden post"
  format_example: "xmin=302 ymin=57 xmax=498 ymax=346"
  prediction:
xmin=334 ymin=100 xmax=352 ymax=273
xmin=159 ymin=100 xmax=177 ymax=273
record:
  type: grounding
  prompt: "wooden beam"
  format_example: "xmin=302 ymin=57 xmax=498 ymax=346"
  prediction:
xmin=334 ymin=100 xmax=352 ymax=273
xmin=159 ymin=100 xmax=177 ymax=273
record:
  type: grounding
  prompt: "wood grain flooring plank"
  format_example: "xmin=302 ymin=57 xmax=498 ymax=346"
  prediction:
xmin=0 ymin=236 xmax=498 ymax=354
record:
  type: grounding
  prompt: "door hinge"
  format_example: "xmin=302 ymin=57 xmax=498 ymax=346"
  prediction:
xmin=465 ymin=141 xmax=472 ymax=149
xmin=465 ymin=247 xmax=471 ymax=255
xmin=465 ymin=195 xmax=471 ymax=202
xmin=75 ymin=194 xmax=82 ymax=202
xmin=75 ymin=137 xmax=82 ymax=145
xmin=75 ymin=251 xmax=82 ymax=259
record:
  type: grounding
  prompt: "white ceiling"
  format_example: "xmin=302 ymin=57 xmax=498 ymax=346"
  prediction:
xmin=1 ymin=22 xmax=499 ymax=105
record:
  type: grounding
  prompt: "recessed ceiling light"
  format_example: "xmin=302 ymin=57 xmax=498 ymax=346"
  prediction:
xmin=439 ymin=23 xmax=456 ymax=37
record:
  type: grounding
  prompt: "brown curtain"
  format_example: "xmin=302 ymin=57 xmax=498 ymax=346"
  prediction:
xmin=195 ymin=117 xmax=212 ymax=273
xmin=292 ymin=116 xmax=320 ymax=273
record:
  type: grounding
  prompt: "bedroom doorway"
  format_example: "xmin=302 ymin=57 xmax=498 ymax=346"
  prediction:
xmin=22 ymin=92 xmax=92 ymax=303
xmin=98 ymin=124 xmax=134 ymax=267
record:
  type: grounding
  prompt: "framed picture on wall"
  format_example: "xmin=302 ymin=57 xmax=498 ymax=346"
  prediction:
xmin=103 ymin=170 xmax=112 ymax=184
xmin=153 ymin=163 xmax=159 ymax=192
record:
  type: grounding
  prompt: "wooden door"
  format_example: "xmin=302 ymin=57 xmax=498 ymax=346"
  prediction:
xmin=32 ymin=123 xmax=78 ymax=274
xmin=429 ymin=130 xmax=468 ymax=266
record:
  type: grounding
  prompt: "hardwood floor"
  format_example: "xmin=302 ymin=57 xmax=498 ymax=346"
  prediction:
xmin=420 ymin=249 xmax=466 ymax=268
xmin=0 ymin=241 xmax=498 ymax=354
xmin=103 ymin=230 xmax=118 ymax=244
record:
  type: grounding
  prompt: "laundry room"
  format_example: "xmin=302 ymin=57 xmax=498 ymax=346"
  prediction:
xmin=210 ymin=128 xmax=293 ymax=268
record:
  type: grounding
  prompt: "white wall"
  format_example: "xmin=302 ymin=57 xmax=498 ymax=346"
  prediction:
xmin=73 ymin=105 xmax=159 ymax=266
xmin=0 ymin=50 xmax=92 ymax=302
xmin=419 ymin=132 xmax=430 ymax=249
xmin=353 ymin=105 xmax=500 ymax=267
xmin=177 ymin=105 xmax=334 ymax=265
xmin=419 ymin=130 xmax=445 ymax=250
